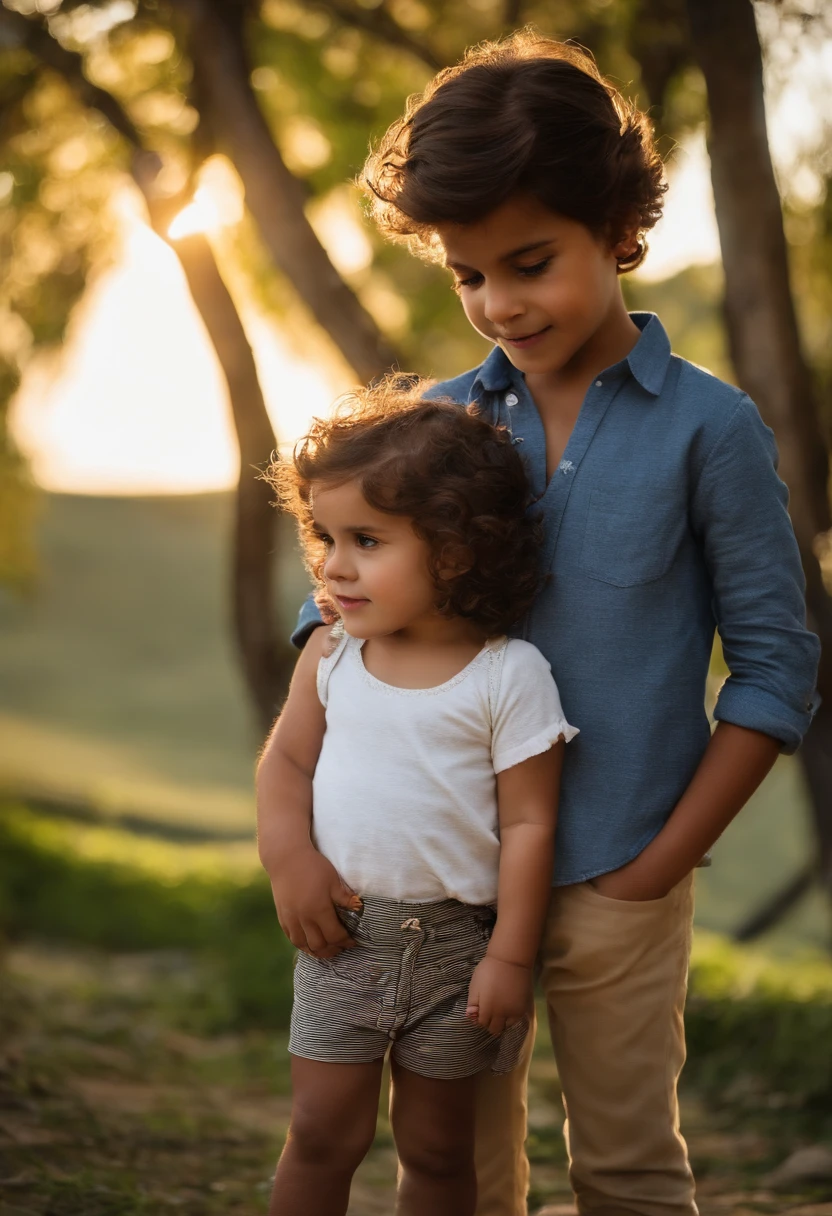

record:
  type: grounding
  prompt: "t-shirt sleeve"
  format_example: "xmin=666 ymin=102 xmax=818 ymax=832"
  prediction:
xmin=491 ymin=640 xmax=579 ymax=774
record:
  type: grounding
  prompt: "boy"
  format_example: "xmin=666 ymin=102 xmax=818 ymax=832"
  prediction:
xmin=261 ymin=32 xmax=820 ymax=1216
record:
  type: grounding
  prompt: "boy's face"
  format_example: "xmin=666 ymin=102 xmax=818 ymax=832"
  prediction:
xmin=436 ymin=195 xmax=632 ymax=380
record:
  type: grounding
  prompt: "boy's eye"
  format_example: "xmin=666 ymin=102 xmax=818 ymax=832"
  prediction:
xmin=356 ymin=534 xmax=378 ymax=549
xmin=517 ymin=258 xmax=551 ymax=278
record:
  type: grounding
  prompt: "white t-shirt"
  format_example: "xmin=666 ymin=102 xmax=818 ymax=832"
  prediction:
xmin=312 ymin=632 xmax=578 ymax=905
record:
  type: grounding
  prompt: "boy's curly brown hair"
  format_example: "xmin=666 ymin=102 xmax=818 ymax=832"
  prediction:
xmin=362 ymin=29 xmax=666 ymax=272
xmin=267 ymin=376 xmax=543 ymax=636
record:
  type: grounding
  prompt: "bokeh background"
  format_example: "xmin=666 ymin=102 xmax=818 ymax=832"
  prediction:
xmin=1 ymin=1 xmax=831 ymax=1213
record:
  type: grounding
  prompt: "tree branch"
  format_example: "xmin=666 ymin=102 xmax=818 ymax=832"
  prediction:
xmin=175 ymin=0 xmax=401 ymax=381
xmin=306 ymin=0 xmax=442 ymax=70
xmin=0 ymin=4 xmax=142 ymax=147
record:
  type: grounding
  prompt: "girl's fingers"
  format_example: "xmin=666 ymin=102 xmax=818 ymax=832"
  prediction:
xmin=299 ymin=919 xmax=327 ymax=955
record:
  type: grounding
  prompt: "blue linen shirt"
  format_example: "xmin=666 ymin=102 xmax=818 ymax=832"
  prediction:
xmin=292 ymin=313 xmax=820 ymax=885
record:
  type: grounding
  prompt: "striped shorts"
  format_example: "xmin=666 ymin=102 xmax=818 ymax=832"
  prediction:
xmin=289 ymin=896 xmax=529 ymax=1080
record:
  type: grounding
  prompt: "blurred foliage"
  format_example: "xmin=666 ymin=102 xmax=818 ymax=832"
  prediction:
xmin=0 ymin=0 xmax=830 ymax=581
xmin=687 ymin=932 xmax=832 ymax=1121
xmin=0 ymin=802 xmax=296 ymax=1030
xmin=3 ymin=799 xmax=832 ymax=1120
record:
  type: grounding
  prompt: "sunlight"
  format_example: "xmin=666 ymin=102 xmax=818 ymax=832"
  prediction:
xmin=168 ymin=156 xmax=245 ymax=241
xmin=11 ymin=186 xmax=343 ymax=495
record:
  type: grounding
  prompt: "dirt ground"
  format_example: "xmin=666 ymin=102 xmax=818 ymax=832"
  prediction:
xmin=1 ymin=945 xmax=831 ymax=1216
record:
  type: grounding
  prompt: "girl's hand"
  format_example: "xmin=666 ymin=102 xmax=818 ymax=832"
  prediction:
xmin=268 ymin=846 xmax=361 ymax=958
xmin=465 ymin=955 xmax=532 ymax=1037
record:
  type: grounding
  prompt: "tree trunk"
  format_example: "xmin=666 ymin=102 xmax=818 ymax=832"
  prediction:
xmin=4 ymin=3 xmax=292 ymax=730
xmin=161 ymin=225 xmax=292 ymax=731
xmin=177 ymin=0 xmax=401 ymax=384
xmin=687 ymin=0 xmax=832 ymax=910
xmin=135 ymin=172 xmax=293 ymax=733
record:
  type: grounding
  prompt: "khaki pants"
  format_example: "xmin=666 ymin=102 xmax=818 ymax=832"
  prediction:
xmin=474 ymin=875 xmax=697 ymax=1216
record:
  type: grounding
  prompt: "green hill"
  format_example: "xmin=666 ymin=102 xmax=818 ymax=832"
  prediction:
xmin=0 ymin=490 xmax=826 ymax=949
xmin=0 ymin=492 xmax=310 ymax=830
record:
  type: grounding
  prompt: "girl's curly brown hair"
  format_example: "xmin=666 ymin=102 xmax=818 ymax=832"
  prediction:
xmin=267 ymin=376 xmax=543 ymax=636
xmin=362 ymin=29 xmax=666 ymax=272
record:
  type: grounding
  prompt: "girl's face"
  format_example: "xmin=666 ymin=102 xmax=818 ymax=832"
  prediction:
xmin=311 ymin=478 xmax=441 ymax=639
xmin=436 ymin=195 xmax=634 ymax=382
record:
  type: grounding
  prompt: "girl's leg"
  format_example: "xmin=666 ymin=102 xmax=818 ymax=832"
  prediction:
xmin=269 ymin=1055 xmax=384 ymax=1216
xmin=389 ymin=1058 xmax=479 ymax=1216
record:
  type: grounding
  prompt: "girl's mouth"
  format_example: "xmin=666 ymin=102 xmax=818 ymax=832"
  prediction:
xmin=335 ymin=595 xmax=369 ymax=611
xmin=501 ymin=326 xmax=551 ymax=349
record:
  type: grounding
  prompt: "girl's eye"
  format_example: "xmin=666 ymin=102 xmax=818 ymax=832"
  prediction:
xmin=356 ymin=534 xmax=378 ymax=549
xmin=315 ymin=532 xmax=333 ymax=547
xmin=452 ymin=272 xmax=483 ymax=293
xmin=517 ymin=258 xmax=551 ymax=278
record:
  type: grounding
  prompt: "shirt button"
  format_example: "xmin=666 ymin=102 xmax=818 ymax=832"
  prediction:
xmin=505 ymin=392 xmax=518 ymax=407
xmin=594 ymin=379 xmax=603 ymax=387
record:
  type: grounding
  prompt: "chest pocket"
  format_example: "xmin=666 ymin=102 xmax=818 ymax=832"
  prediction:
xmin=579 ymin=488 xmax=682 ymax=588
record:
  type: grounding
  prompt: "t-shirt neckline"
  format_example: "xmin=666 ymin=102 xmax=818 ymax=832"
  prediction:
xmin=353 ymin=635 xmax=503 ymax=696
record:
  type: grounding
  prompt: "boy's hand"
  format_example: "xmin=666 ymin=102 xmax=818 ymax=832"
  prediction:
xmin=589 ymin=860 xmax=672 ymax=902
xmin=466 ymin=955 xmax=532 ymax=1037
xmin=268 ymin=846 xmax=361 ymax=958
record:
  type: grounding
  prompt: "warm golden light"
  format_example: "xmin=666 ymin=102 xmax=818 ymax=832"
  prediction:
xmin=11 ymin=185 xmax=345 ymax=495
xmin=168 ymin=156 xmax=245 ymax=241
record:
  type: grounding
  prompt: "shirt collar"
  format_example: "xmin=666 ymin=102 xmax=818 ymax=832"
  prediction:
xmin=471 ymin=311 xmax=672 ymax=400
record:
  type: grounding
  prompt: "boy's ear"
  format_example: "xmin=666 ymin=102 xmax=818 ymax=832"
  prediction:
xmin=610 ymin=212 xmax=643 ymax=268
xmin=612 ymin=224 xmax=640 ymax=262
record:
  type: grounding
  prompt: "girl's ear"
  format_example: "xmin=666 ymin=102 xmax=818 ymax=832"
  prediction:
xmin=436 ymin=541 xmax=473 ymax=581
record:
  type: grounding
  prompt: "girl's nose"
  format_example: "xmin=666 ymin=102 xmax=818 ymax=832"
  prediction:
xmin=323 ymin=546 xmax=355 ymax=583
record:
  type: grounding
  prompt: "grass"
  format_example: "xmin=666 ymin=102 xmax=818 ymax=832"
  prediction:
xmin=0 ymin=491 xmax=827 ymax=949
xmin=2 ymin=794 xmax=832 ymax=1214
xmin=2 ymin=938 xmax=832 ymax=1216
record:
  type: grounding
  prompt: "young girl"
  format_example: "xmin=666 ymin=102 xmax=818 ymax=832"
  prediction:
xmin=257 ymin=380 xmax=577 ymax=1216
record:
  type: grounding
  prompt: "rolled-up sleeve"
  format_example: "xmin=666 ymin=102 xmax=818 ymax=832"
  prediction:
xmin=291 ymin=593 xmax=324 ymax=649
xmin=691 ymin=394 xmax=820 ymax=753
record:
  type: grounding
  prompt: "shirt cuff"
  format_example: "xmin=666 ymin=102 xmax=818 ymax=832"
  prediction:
xmin=713 ymin=678 xmax=819 ymax=755
xmin=290 ymin=596 xmax=325 ymax=649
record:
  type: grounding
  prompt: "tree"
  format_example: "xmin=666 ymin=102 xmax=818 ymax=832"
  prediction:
xmin=0 ymin=0 xmax=412 ymax=731
xmin=685 ymin=0 xmax=832 ymax=929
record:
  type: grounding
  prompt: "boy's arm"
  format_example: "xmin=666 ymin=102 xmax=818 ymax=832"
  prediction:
xmin=467 ymin=743 xmax=563 ymax=1036
xmin=256 ymin=626 xmax=359 ymax=956
xmin=592 ymin=722 xmax=779 ymax=900
xmin=595 ymin=394 xmax=820 ymax=902
xmin=290 ymin=592 xmax=325 ymax=650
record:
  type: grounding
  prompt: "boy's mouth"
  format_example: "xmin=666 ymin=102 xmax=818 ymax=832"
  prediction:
xmin=501 ymin=326 xmax=551 ymax=350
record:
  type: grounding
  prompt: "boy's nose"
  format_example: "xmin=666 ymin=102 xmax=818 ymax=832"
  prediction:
xmin=484 ymin=283 xmax=523 ymax=327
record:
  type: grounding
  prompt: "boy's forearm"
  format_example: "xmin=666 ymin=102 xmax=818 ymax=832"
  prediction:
xmin=488 ymin=823 xmax=555 ymax=969
xmin=595 ymin=722 xmax=780 ymax=900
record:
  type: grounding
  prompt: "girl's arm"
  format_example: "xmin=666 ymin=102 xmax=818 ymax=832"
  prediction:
xmin=467 ymin=742 xmax=563 ymax=1036
xmin=256 ymin=626 xmax=359 ymax=957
